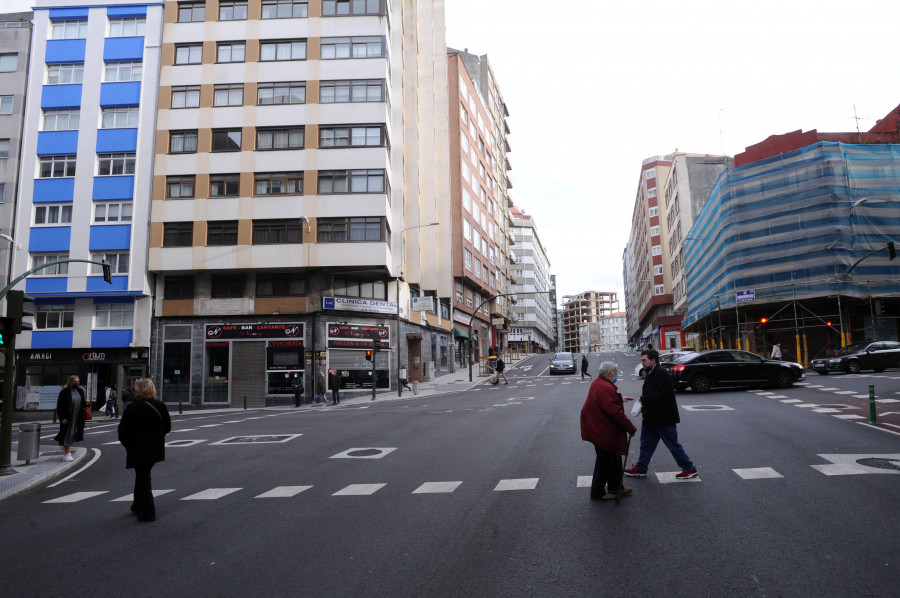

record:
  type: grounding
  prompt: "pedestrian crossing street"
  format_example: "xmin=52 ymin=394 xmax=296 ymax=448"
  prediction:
xmin=42 ymin=454 xmax=899 ymax=505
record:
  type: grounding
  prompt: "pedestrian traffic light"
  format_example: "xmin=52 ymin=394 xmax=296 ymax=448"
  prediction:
xmin=888 ymin=242 xmax=896 ymax=261
xmin=365 ymin=350 xmax=372 ymax=361
xmin=102 ymin=260 xmax=113 ymax=284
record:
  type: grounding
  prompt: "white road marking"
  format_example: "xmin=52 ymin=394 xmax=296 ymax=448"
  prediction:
xmin=47 ymin=448 xmax=101 ymax=488
xmin=44 ymin=491 xmax=109 ymax=503
xmin=170 ymin=428 xmax=198 ymax=433
xmin=811 ymin=464 xmax=867 ymax=475
xmin=199 ymin=424 xmax=222 ymax=428
xmin=813 ymin=408 xmax=843 ymax=413
xmin=181 ymin=488 xmax=242 ymax=500
xmin=165 ymin=439 xmax=207 ymax=447
xmin=576 ymin=476 xmax=592 ymax=488
xmin=817 ymin=387 xmax=839 ymax=391
xmin=833 ymin=390 xmax=857 ymax=395
xmin=412 ymin=481 xmax=462 ymax=494
xmin=852 ymin=395 xmax=871 ymax=399
xmin=111 ymin=490 xmax=175 ymax=502
xmin=494 ymin=478 xmax=539 ymax=491
xmin=833 ymin=414 xmax=866 ymax=420
xmin=255 ymin=486 xmax=312 ymax=498
xmin=781 ymin=399 xmax=803 ymax=403
xmin=733 ymin=467 xmax=783 ymax=479
xmin=333 ymin=483 xmax=386 ymax=496
xmin=877 ymin=398 xmax=900 ymax=403
xmin=767 ymin=395 xmax=789 ymax=399
xmin=794 ymin=404 xmax=820 ymax=408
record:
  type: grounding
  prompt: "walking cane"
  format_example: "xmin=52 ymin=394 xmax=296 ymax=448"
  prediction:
xmin=617 ymin=433 xmax=633 ymax=503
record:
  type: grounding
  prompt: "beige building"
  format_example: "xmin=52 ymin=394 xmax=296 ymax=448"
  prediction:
xmin=562 ymin=291 xmax=619 ymax=352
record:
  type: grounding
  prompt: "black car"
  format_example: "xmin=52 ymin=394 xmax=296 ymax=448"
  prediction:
xmin=810 ymin=341 xmax=900 ymax=375
xmin=665 ymin=349 xmax=805 ymax=393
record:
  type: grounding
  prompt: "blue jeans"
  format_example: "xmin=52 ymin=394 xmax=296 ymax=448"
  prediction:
xmin=636 ymin=424 xmax=694 ymax=472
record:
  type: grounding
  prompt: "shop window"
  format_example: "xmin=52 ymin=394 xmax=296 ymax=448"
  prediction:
xmin=204 ymin=342 xmax=229 ymax=402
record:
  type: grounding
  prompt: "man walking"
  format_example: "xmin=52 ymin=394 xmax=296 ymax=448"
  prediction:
xmin=770 ymin=343 xmax=782 ymax=360
xmin=491 ymin=355 xmax=508 ymax=385
xmin=581 ymin=354 xmax=592 ymax=379
xmin=624 ymin=349 xmax=698 ymax=479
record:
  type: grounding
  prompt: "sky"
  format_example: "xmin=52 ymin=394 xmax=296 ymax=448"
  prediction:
xmin=6 ymin=0 xmax=900 ymax=306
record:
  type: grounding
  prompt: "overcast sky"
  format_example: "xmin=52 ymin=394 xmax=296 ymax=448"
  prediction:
xmin=6 ymin=0 xmax=900 ymax=306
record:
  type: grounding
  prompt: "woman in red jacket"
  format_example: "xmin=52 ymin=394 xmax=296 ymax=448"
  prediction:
xmin=580 ymin=361 xmax=637 ymax=500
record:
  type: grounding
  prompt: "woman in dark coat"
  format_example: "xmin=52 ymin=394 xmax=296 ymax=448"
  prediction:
xmin=580 ymin=361 xmax=637 ymax=500
xmin=117 ymin=379 xmax=171 ymax=522
xmin=54 ymin=375 xmax=88 ymax=462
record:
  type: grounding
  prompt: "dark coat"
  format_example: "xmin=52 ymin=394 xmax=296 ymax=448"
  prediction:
xmin=581 ymin=356 xmax=589 ymax=371
xmin=640 ymin=364 xmax=680 ymax=428
xmin=54 ymin=386 xmax=86 ymax=445
xmin=117 ymin=398 xmax=172 ymax=469
xmin=580 ymin=377 xmax=637 ymax=454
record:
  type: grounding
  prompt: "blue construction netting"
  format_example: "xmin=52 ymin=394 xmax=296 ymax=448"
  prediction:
xmin=683 ymin=141 xmax=900 ymax=328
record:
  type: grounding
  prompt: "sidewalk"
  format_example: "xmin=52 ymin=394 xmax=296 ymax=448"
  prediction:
xmin=0 ymin=358 xmax=524 ymax=502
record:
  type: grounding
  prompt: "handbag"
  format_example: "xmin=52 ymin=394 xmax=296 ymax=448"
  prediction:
xmin=84 ymin=406 xmax=93 ymax=421
xmin=630 ymin=398 xmax=642 ymax=417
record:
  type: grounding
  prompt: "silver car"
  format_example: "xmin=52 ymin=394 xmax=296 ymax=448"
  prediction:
xmin=549 ymin=352 xmax=577 ymax=375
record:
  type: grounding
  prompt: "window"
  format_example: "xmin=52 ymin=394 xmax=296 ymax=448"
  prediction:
xmin=0 ymin=96 xmax=12 ymax=114
xmin=51 ymin=20 xmax=88 ymax=40
xmin=261 ymin=0 xmax=308 ymax=18
xmin=462 ymin=189 xmax=471 ymax=212
xmin=256 ymin=273 xmax=306 ymax=296
xmin=174 ymin=44 xmax=202 ymax=64
xmin=649 ymin=206 xmax=659 ymax=217
xmin=320 ymin=36 xmax=384 ymax=59
xmin=36 ymin=305 xmax=74 ymax=329
xmin=252 ymin=219 xmax=303 ymax=244
xmin=650 ymin=225 xmax=660 ymax=237
xmin=217 ymin=42 xmax=245 ymax=63
xmin=653 ymin=264 xmax=663 ymax=276
xmin=0 ymin=139 xmax=8 ymax=159
xmin=319 ymin=79 xmax=383 ymax=103
xmin=260 ymin=40 xmax=306 ymax=61
xmin=171 ymin=85 xmax=200 ymax=108
xmin=169 ymin=130 xmax=198 ymax=153
xmin=218 ymin=1 xmax=247 ymax=20
xmin=94 ymin=303 xmax=134 ymax=328
xmin=210 ymin=174 xmax=240 ymax=197
xmin=207 ymin=221 xmax=239 ymax=246
xmin=319 ymin=125 xmax=385 ymax=148
xmin=47 ymin=63 xmax=83 ymax=85
xmin=97 ymin=153 xmax=135 ymax=176
xmin=460 ymin=132 xmax=469 ymax=153
xmin=654 ymin=284 xmax=665 ymax=295
xmin=0 ymin=53 xmax=17 ymax=72
xmin=648 ymin=187 xmax=657 ymax=198
xmin=214 ymin=84 xmax=243 ymax=106
xmin=257 ymin=81 xmax=305 ymax=105
xmin=257 ymin=127 xmax=304 ymax=150
xmin=254 ymin=172 xmax=302 ymax=195
xmin=109 ymin=17 xmax=145 ymax=37
xmin=104 ymin=60 xmax=141 ymax=82
xmin=34 ymin=204 xmax=72 ymax=225
xmin=651 ymin=245 xmax=661 ymax=256
xmin=31 ymin=254 xmax=69 ymax=275
xmin=0 ymin=183 xmax=4 ymax=203
xmin=333 ymin=277 xmax=385 ymax=299
xmin=101 ymin=107 xmax=139 ymax=129
xmin=464 ymin=249 xmax=472 ymax=271
xmin=94 ymin=199 xmax=133 ymax=221
xmin=212 ymin=129 xmax=242 ymax=152
xmin=178 ymin=2 xmax=205 ymax=22
xmin=455 ymin=283 xmax=463 ymax=303
xmin=43 ymin=109 xmax=79 ymax=131
xmin=211 ymin=274 xmax=244 ymax=298
xmin=164 ymin=275 xmax=195 ymax=298
xmin=163 ymin=223 xmax=193 ymax=247
xmin=317 ymin=169 xmax=385 ymax=194
xmin=317 ymin=217 xmax=386 ymax=242
xmin=322 ymin=0 xmax=382 ymax=16
xmin=39 ymin=155 xmax=77 ymax=178
xmin=646 ymin=168 xmax=656 ymax=180
xmin=166 ymin=175 xmax=195 ymax=199
xmin=91 ymin=252 xmax=129 ymax=274
xmin=463 ymin=219 xmax=471 ymax=241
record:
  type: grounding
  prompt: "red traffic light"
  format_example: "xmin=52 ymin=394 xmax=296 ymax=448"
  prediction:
xmin=760 ymin=317 xmax=768 ymax=324
xmin=365 ymin=350 xmax=372 ymax=361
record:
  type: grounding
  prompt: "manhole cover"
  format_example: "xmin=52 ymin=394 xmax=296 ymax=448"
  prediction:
xmin=348 ymin=449 xmax=383 ymax=457
xmin=211 ymin=434 xmax=302 ymax=445
xmin=856 ymin=458 xmax=900 ymax=471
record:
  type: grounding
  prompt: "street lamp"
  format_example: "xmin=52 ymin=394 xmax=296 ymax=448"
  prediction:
xmin=395 ymin=223 xmax=439 ymax=398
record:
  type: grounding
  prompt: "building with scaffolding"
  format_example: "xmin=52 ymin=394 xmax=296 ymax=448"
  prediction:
xmin=682 ymin=105 xmax=900 ymax=365
xmin=562 ymin=291 xmax=618 ymax=352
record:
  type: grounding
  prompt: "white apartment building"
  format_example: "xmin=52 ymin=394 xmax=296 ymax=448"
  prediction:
xmin=508 ymin=205 xmax=554 ymax=353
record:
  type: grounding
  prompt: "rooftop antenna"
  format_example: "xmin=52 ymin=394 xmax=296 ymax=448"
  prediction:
xmin=850 ymin=104 xmax=872 ymax=141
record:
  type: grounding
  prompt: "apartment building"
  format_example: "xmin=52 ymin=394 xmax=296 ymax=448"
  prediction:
xmin=561 ymin=290 xmax=618 ymax=353
xmin=448 ymin=49 xmax=512 ymax=365
xmin=0 ymin=12 xmax=32 ymax=290
xmin=11 ymin=0 xmax=162 ymax=408
xmin=149 ymin=0 xmax=452 ymax=407
xmin=508 ymin=205 xmax=554 ymax=353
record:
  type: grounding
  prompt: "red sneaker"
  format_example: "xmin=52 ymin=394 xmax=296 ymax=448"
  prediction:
xmin=623 ymin=464 xmax=646 ymax=477
xmin=675 ymin=467 xmax=698 ymax=479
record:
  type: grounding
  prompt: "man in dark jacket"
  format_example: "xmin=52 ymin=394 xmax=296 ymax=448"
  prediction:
xmin=624 ymin=350 xmax=698 ymax=479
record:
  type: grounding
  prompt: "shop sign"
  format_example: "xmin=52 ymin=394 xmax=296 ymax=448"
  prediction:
xmin=412 ymin=296 xmax=434 ymax=312
xmin=206 ymin=323 xmax=304 ymax=340
xmin=322 ymin=296 xmax=398 ymax=315
xmin=82 ymin=352 xmax=106 ymax=361
xmin=29 ymin=352 xmax=53 ymax=361
xmin=326 ymin=322 xmax=390 ymax=350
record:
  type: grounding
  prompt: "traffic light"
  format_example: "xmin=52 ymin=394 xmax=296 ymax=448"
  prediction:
xmin=365 ymin=350 xmax=372 ymax=361
xmin=6 ymin=290 xmax=34 ymax=333
xmin=760 ymin=317 xmax=768 ymax=324
xmin=102 ymin=260 xmax=113 ymax=284
xmin=0 ymin=317 xmax=11 ymax=346
xmin=888 ymin=242 xmax=896 ymax=261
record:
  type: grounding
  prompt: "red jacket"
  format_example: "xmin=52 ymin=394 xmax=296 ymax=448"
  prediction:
xmin=580 ymin=377 xmax=637 ymax=454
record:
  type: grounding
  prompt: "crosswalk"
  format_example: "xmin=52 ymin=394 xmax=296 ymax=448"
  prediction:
xmin=750 ymin=386 xmax=900 ymax=425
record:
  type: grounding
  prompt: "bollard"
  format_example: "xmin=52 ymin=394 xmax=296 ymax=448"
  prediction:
xmin=179 ymin=399 xmax=183 ymax=414
xmin=243 ymin=395 xmax=247 ymax=410
xmin=869 ymin=384 xmax=878 ymax=424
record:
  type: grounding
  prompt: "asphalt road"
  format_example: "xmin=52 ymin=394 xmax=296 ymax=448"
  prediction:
xmin=0 ymin=352 xmax=897 ymax=598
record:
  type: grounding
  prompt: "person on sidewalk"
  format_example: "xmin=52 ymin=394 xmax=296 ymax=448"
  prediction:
xmin=118 ymin=379 xmax=171 ymax=522
xmin=624 ymin=349 xmax=698 ymax=480
xmin=312 ymin=372 xmax=328 ymax=405
xmin=581 ymin=361 xmax=637 ymax=500
xmin=292 ymin=373 xmax=303 ymax=407
xmin=105 ymin=386 xmax=117 ymax=418
xmin=770 ymin=343 xmax=782 ymax=360
xmin=54 ymin=375 xmax=88 ymax=462
xmin=581 ymin=354 xmax=592 ymax=380
xmin=329 ymin=370 xmax=341 ymax=405
xmin=491 ymin=356 xmax=509 ymax=384
xmin=400 ymin=367 xmax=412 ymax=392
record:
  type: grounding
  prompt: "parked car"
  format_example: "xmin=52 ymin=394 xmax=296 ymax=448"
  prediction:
xmin=665 ymin=349 xmax=805 ymax=393
xmin=634 ymin=350 xmax=693 ymax=378
xmin=810 ymin=341 xmax=900 ymax=375
xmin=549 ymin=352 xmax=577 ymax=375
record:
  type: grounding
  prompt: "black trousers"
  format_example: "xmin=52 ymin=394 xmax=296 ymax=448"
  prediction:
xmin=591 ymin=445 xmax=623 ymax=497
xmin=133 ymin=464 xmax=156 ymax=516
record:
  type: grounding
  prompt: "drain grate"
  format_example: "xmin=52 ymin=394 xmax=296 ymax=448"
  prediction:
xmin=856 ymin=457 xmax=900 ymax=471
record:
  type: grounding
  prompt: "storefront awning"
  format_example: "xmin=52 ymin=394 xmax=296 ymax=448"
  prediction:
xmin=453 ymin=328 xmax=477 ymax=341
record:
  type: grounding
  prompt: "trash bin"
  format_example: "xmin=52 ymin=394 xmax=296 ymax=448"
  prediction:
xmin=17 ymin=422 xmax=41 ymax=464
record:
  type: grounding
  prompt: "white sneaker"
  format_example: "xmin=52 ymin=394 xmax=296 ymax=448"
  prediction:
xmin=62 ymin=453 xmax=74 ymax=462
